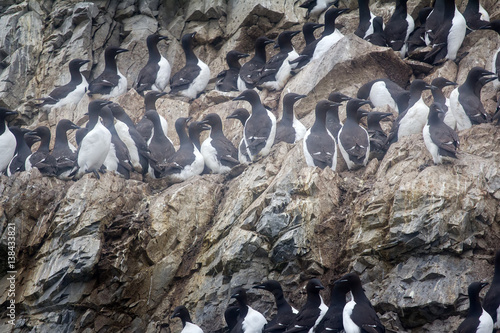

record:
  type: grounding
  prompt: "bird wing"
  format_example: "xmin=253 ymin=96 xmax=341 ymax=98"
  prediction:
xmin=258 ymin=53 xmax=288 ymax=82
xmin=306 ymin=132 xmax=335 ymax=168
xmin=339 ymin=126 xmax=369 ymax=159
xmin=170 ymin=65 xmax=201 ymax=91
xmin=350 ymin=303 xmax=385 ymax=333
xmin=384 ymin=19 xmax=408 ymax=50
xmin=457 ymin=90 xmax=490 ymax=124
xmin=240 ymin=60 xmax=265 ymax=86
xmin=89 ymin=70 xmax=120 ymax=95
xmin=135 ymin=62 xmax=160 ymax=93
xmin=429 ymin=124 xmax=459 ymax=157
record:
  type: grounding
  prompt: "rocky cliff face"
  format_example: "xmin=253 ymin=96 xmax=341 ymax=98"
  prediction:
xmin=0 ymin=0 xmax=500 ymax=332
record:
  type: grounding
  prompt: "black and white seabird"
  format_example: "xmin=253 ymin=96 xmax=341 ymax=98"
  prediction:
xmin=423 ymin=102 xmax=459 ymax=164
xmin=287 ymin=22 xmax=325 ymax=70
xmin=134 ymin=34 xmax=171 ymax=96
xmin=275 ymin=93 xmax=307 ymax=144
xmin=226 ymin=108 xmax=252 ymax=164
xmin=315 ymin=278 xmax=350 ymax=333
xmin=25 ymin=126 xmax=57 ymax=176
xmin=407 ymin=7 xmax=433 ymax=55
xmin=299 ymin=0 xmax=339 ymax=19
xmin=463 ymin=0 xmax=490 ymax=32
xmin=335 ymin=273 xmax=385 ymax=333
xmin=253 ymin=280 xmax=298 ymax=332
xmin=238 ymin=37 xmax=275 ymax=91
xmin=338 ymin=98 xmax=371 ymax=170
xmin=326 ymin=91 xmax=351 ymax=139
xmin=384 ymin=0 xmax=414 ymax=57
xmin=73 ymin=100 xmax=113 ymax=179
xmin=51 ymin=119 xmax=80 ymax=179
xmin=136 ymin=91 xmax=170 ymax=144
xmin=0 ymin=108 xmax=18 ymax=174
xmin=366 ymin=111 xmax=392 ymax=160
xmin=303 ymin=100 xmax=340 ymax=170
xmin=170 ymin=32 xmax=210 ymax=99
xmin=257 ymin=30 xmax=301 ymax=91
xmin=230 ymin=287 xmax=268 ymax=333
xmin=36 ymin=59 xmax=89 ymax=109
xmin=387 ymin=79 xmax=434 ymax=144
xmin=144 ymin=109 xmax=176 ymax=178
xmin=110 ymin=103 xmax=151 ymax=175
xmin=483 ymin=249 xmax=500 ymax=329
xmin=200 ymin=113 xmax=239 ymax=173
xmin=171 ymin=305 xmax=204 ymax=333
xmin=6 ymin=127 xmax=32 ymax=176
xmin=233 ymin=90 xmax=277 ymax=162
xmin=216 ymin=51 xmax=250 ymax=92
xmin=285 ymin=279 xmax=327 ymax=333
xmin=425 ymin=0 xmax=446 ymax=45
xmin=366 ymin=16 xmax=388 ymax=47
xmin=424 ymin=0 xmax=466 ymax=64
xmin=310 ymin=8 xmax=349 ymax=62
xmin=354 ymin=0 xmax=380 ymax=40
xmin=88 ymin=47 xmax=129 ymax=98
xmin=457 ymin=282 xmax=494 ymax=333
xmin=449 ymin=67 xmax=496 ymax=130
xmin=161 ymin=117 xmax=204 ymax=182
xmin=430 ymin=77 xmax=458 ymax=129
xmin=479 ymin=20 xmax=500 ymax=90
xmin=357 ymin=78 xmax=409 ymax=114
xmin=100 ymin=106 xmax=133 ymax=179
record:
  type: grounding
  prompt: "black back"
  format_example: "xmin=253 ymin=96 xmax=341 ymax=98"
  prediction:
xmin=135 ymin=34 xmax=168 ymax=95
xmin=88 ymin=47 xmax=128 ymax=96
xmin=170 ymin=32 xmax=201 ymax=94
xmin=239 ymin=37 xmax=275 ymax=89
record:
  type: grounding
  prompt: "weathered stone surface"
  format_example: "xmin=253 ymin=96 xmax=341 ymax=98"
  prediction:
xmin=2 ymin=1 xmax=500 ymax=333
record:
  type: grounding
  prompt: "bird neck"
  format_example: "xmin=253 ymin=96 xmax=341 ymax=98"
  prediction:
xmin=69 ymin=65 xmax=84 ymax=83
xmin=431 ymin=88 xmax=446 ymax=104
xmin=184 ymin=43 xmax=198 ymax=65
xmin=464 ymin=0 xmax=479 ymax=13
xmin=358 ymin=0 xmax=372 ymax=21
xmin=0 ymin=120 xmax=6 ymax=133
xmin=395 ymin=0 xmax=408 ymax=15
xmin=147 ymin=41 xmax=161 ymax=62
xmin=305 ymin=292 xmax=322 ymax=307
xmin=254 ymin=44 xmax=268 ymax=62
xmin=494 ymin=253 xmax=500 ymax=282
xmin=188 ymin=129 xmax=202 ymax=151
xmin=104 ymin=55 xmax=118 ymax=73
xmin=312 ymin=112 xmax=327 ymax=133
xmin=467 ymin=291 xmax=483 ymax=317
xmin=323 ymin=16 xmax=338 ymax=35
xmin=38 ymin=135 xmax=51 ymax=153
xmin=227 ymin=56 xmax=242 ymax=70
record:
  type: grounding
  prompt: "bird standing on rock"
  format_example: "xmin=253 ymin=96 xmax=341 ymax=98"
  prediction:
xmin=238 ymin=37 xmax=275 ymax=91
xmin=51 ymin=119 xmax=80 ymax=179
xmin=303 ymin=100 xmax=340 ymax=170
xmin=257 ymin=30 xmax=301 ymax=91
xmin=336 ymin=272 xmax=386 ymax=333
xmin=338 ymin=98 xmax=372 ymax=170
xmin=88 ymin=47 xmax=129 ymax=98
xmin=0 ymin=108 xmax=18 ymax=174
xmin=253 ymin=280 xmax=298 ymax=332
xmin=36 ymin=59 xmax=89 ymax=109
xmin=200 ymin=113 xmax=239 ymax=173
xmin=423 ymin=102 xmax=459 ymax=165
xmin=230 ymin=287 xmax=268 ymax=333
xmin=275 ymin=93 xmax=307 ymax=144
xmin=73 ymin=100 xmax=113 ymax=179
xmin=134 ymin=34 xmax=171 ymax=96
xmin=216 ymin=51 xmax=250 ymax=92
xmin=284 ymin=278 xmax=327 ymax=333
xmin=233 ymin=90 xmax=276 ymax=162
xmin=170 ymin=32 xmax=210 ymax=99
xmin=384 ymin=0 xmax=414 ymax=57
xmin=25 ymin=126 xmax=57 ymax=176
xmin=449 ymin=67 xmax=496 ymax=130
xmin=326 ymin=91 xmax=351 ymax=139
xmin=226 ymin=108 xmax=252 ymax=164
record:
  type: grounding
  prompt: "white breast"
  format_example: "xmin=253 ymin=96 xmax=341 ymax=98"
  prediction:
xmin=181 ymin=322 xmax=204 ymax=333
xmin=492 ymin=48 xmax=499 ymax=89
xmin=442 ymin=98 xmax=456 ymax=130
xmin=201 ymin=136 xmax=230 ymax=174
xmin=370 ymin=81 xmax=397 ymax=111
xmin=262 ymin=50 xmax=299 ymax=91
xmin=258 ymin=110 xmax=277 ymax=159
xmin=449 ymin=88 xmax=472 ymax=131
xmin=241 ymin=306 xmax=267 ymax=333
xmin=182 ymin=59 xmax=210 ymax=99
xmin=423 ymin=124 xmax=441 ymax=164
xmin=292 ymin=117 xmax=307 ymax=142
xmin=343 ymin=298 xmax=361 ymax=333
xmin=0 ymin=125 xmax=16 ymax=173
xmin=479 ymin=5 xmax=490 ymax=22
xmin=313 ymin=30 xmax=344 ymax=61
xmin=477 ymin=308 xmax=494 ymax=333
xmin=104 ymin=142 xmax=118 ymax=172
xmin=446 ymin=8 xmax=466 ymax=61
xmin=154 ymin=56 xmax=171 ymax=92
xmin=115 ymin=120 xmax=140 ymax=171
xmin=76 ymin=121 xmax=111 ymax=177
xmin=53 ymin=75 xmax=88 ymax=109
xmin=398 ymin=97 xmax=429 ymax=138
